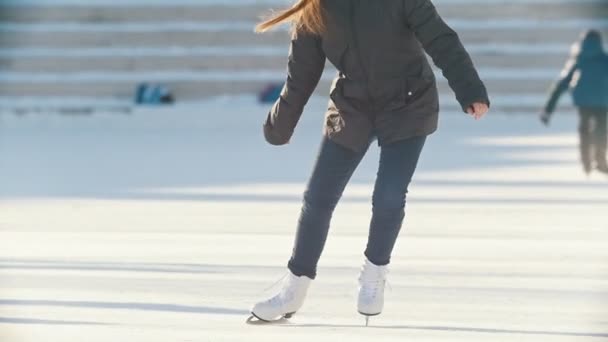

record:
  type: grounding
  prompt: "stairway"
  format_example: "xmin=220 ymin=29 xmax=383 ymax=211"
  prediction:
xmin=0 ymin=0 xmax=606 ymax=113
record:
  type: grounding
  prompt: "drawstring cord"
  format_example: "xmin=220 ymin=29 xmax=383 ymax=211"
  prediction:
xmin=260 ymin=273 xmax=288 ymax=295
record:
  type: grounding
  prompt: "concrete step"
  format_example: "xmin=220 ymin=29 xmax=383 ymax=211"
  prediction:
xmin=0 ymin=5 xmax=271 ymax=23
xmin=0 ymin=78 xmax=555 ymax=99
xmin=0 ymin=66 xmax=561 ymax=81
xmin=0 ymin=0 xmax=600 ymax=109
xmin=0 ymin=98 xmax=570 ymax=116
xmin=0 ymin=2 xmax=605 ymax=22
xmin=0 ymin=53 xmax=570 ymax=73
xmin=1 ymin=27 xmax=604 ymax=48
xmin=0 ymin=30 xmax=283 ymax=48
xmin=0 ymin=42 xmax=574 ymax=57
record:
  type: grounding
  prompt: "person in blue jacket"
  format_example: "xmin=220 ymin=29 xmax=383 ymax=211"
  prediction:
xmin=542 ymin=30 xmax=608 ymax=175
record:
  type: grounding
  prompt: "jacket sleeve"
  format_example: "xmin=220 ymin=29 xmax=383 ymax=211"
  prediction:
xmin=543 ymin=58 xmax=577 ymax=115
xmin=263 ymin=31 xmax=326 ymax=145
xmin=403 ymin=0 xmax=489 ymax=112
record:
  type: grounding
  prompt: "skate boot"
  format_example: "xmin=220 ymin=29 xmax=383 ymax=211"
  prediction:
xmin=357 ymin=258 xmax=388 ymax=326
xmin=250 ymin=270 xmax=311 ymax=322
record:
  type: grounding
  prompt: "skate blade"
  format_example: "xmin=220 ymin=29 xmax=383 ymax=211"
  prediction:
xmin=246 ymin=312 xmax=293 ymax=325
xmin=358 ymin=311 xmax=381 ymax=327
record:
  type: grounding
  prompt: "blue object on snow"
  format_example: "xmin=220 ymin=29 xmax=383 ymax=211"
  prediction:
xmin=258 ymin=83 xmax=283 ymax=104
xmin=135 ymin=83 xmax=175 ymax=105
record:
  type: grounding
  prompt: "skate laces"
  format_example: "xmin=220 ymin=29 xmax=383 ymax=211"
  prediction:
xmin=255 ymin=273 xmax=290 ymax=308
xmin=261 ymin=273 xmax=288 ymax=293
xmin=359 ymin=264 xmax=388 ymax=297
xmin=261 ymin=272 xmax=303 ymax=300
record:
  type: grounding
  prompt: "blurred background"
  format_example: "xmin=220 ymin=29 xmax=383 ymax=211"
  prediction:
xmin=0 ymin=1 xmax=607 ymax=341
xmin=0 ymin=0 xmax=605 ymax=111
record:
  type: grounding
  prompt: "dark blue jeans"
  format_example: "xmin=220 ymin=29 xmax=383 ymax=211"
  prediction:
xmin=288 ymin=135 xmax=426 ymax=279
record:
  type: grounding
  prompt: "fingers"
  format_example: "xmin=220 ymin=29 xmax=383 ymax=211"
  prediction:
xmin=475 ymin=103 xmax=489 ymax=115
xmin=541 ymin=117 xmax=550 ymax=126
xmin=468 ymin=102 xmax=489 ymax=120
xmin=539 ymin=113 xmax=550 ymax=126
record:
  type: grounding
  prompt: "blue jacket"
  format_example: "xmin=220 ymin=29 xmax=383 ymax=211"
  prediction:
xmin=545 ymin=30 xmax=608 ymax=114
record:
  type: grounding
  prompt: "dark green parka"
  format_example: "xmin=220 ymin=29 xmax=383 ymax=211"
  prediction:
xmin=264 ymin=0 xmax=490 ymax=152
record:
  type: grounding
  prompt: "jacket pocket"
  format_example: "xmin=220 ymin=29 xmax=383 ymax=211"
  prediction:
xmin=330 ymin=78 xmax=368 ymax=101
xmin=329 ymin=78 xmax=369 ymax=113
xmin=341 ymin=81 xmax=368 ymax=100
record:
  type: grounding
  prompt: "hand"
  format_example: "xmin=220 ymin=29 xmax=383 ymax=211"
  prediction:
xmin=540 ymin=112 xmax=551 ymax=126
xmin=467 ymin=102 xmax=489 ymax=120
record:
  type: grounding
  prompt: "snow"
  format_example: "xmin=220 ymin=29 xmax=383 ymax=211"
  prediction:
xmin=1 ymin=96 xmax=607 ymax=341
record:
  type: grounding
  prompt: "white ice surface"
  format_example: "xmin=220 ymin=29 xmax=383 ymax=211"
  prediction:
xmin=0 ymin=96 xmax=607 ymax=342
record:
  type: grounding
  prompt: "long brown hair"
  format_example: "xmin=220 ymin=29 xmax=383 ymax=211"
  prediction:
xmin=256 ymin=0 xmax=326 ymax=35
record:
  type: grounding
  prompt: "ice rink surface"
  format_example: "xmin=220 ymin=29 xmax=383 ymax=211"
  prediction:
xmin=1 ymin=97 xmax=607 ymax=341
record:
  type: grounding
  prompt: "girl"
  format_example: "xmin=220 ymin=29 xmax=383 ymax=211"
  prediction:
xmin=251 ymin=0 xmax=489 ymax=323
xmin=542 ymin=30 xmax=608 ymax=175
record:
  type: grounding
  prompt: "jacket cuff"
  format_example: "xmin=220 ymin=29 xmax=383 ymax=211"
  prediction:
xmin=263 ymin=113 xmax=291 ymax=146
xmin=458 ymin=85 xmax=490 ymax=113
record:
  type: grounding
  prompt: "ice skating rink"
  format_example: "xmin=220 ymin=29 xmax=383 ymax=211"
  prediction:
xmin=1 ymin=98 xmax=607 ymax=341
